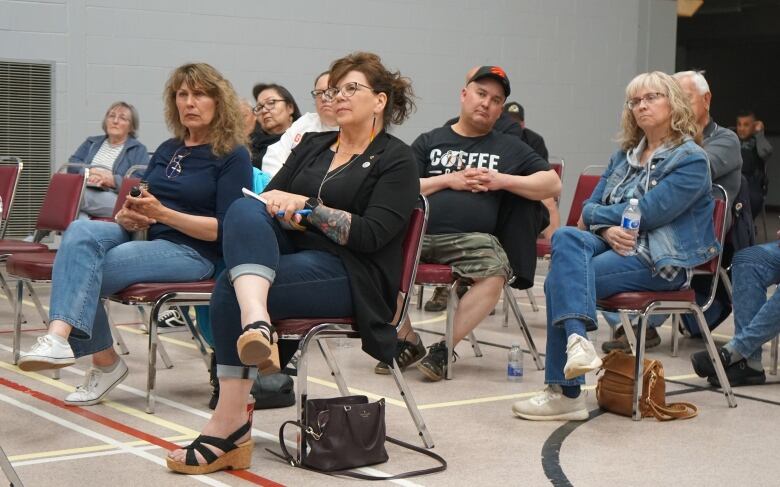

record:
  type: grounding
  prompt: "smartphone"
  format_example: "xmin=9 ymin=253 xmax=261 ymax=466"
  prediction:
xmin=241 ymin=187 xmax=312 ymax=217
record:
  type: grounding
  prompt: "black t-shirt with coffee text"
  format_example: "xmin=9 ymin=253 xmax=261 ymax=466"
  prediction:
xmin=412 ymin=126 xmax=550 ymax=234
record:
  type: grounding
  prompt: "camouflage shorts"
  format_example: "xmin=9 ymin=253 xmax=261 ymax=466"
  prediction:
xmin=421 ymin=233 xmax=511 ymax=280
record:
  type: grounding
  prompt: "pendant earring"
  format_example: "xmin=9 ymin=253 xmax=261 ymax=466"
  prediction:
xmin=369 ymin=114 xmax=376 ymax=142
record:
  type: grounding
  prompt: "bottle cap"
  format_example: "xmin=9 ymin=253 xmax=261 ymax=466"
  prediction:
xmin=629 ymin=198 xmax=639 ymax=205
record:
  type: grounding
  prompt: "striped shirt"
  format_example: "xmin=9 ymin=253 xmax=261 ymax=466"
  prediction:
xmin=90 ymin=140 xmax=125 ymax=172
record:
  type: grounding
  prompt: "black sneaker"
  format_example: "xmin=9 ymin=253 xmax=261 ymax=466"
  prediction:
xmin=601 ymin=326 xmax=661 ymax=353
xmin=416 ymin=342 xmax=456 ymax=382
xmin=374 ymin=336 xmax=426 ymax=374
xmin=690 ymin=347 xmax=732 ymax=378
xmin=424 ymin=287 xmax=450 ymax=312
xmin=706 ymin=359 xmax=766 ymax=387
xmin=158 ymin=309 xmax=186 ymax=328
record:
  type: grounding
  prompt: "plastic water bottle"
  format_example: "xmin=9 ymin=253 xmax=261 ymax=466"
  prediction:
xmin=129 ymin=181 xmax=149 ymax=241
xmin=507 ymin=343 xmax=523 ymax=382
xmin=621 ymin=198 xmax=641 ymax=256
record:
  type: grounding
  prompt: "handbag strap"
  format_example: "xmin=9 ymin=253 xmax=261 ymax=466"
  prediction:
xmin=644 ymin=373 xmax=698 ymax=421
xmin=268 ymin=420 xmax=447 ymax=480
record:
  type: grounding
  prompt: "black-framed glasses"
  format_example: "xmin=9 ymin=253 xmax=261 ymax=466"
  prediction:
xmin=165 ymin=147 xmax=191 ymax=179
xmin=310 ymin=89 xmax=330 ymax=101
xmin=323 ymin=82 xmax=376 ymax=101
xmin=626 ymin=92 xmax=666 ymax=110
xmin=252 ymin=99 xmax=285 ymax=114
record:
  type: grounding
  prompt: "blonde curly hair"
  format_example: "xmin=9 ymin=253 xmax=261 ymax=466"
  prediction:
xmin=618 ymin=71 xmax=701 ymax=152
xmin=163 ymin=63 xmax=247 ymax=157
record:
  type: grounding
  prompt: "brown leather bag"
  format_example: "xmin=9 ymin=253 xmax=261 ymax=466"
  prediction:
xmin=596 ymin=350 xmax=698 ymax=421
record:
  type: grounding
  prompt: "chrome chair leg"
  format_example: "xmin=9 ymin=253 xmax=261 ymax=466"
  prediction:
xmin=505 ymin=284 xmax=543 ymax=370
xmin=390 ymin=359 xmax=435 ymax=448
xmin=632 ymin=314 xmax=648 ymax=421
xmin=318 ymin=335 xmax=351 ymax=396
xmin=445 ymin=282 xmax=456 ymax=380
xmin=696 ymin=306 xmax=736 ymax=407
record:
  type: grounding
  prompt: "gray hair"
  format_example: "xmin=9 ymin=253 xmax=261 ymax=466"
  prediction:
xmin=673 ymin=70 xmax=710 ymax=95
xmin=102 ymin=101 xmax=139 ymax=137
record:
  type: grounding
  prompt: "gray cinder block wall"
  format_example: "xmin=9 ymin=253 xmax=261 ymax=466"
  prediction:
xmin=0 ymin=0 xmax=677 ymax=222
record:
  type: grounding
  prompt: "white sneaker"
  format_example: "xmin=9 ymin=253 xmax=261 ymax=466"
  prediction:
xmin=563 ymin=334 xmax=602 ymax=379
xmin=18 ymin=335 xmax=75 ymax=371
xmin=65 ymin=359 xmax=129 ymax=406
xmin=512 ymin=385 xmax=588 ymax=421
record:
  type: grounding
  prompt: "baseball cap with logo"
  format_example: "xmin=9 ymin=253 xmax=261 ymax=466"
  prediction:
xmin=468 ymin=66 xmax=511 ymax=98
xmin=503 ymin=101 xmax=524 ymax=121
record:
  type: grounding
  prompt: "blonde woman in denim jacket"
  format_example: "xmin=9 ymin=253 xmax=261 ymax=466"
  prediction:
xmin=513 ymin=71 xmax=719 ymax=421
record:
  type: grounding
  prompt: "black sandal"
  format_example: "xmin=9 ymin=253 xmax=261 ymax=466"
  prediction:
xmin=167 ymin=421 xmax=253 ymax=475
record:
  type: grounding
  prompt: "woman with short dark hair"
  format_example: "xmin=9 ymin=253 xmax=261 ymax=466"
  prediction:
xmin=249 ymin=82 xmax=301 ymax=168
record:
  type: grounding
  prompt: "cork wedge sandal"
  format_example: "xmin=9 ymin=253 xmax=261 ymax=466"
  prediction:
xmin=167 ymin=421 xmax=253 ymax=475
xmin=237 ymin=321 xmax=280 ymax=374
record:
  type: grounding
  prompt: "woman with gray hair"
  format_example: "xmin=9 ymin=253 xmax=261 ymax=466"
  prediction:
xmin=69 ymin=101 xmax=150 ymax=218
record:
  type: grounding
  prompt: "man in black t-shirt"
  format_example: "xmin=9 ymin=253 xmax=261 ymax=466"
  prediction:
xmin=374 ymin=66 xmax=560 ymax=381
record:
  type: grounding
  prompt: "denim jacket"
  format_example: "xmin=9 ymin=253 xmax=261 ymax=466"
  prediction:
xmin=68 ymin=135 xmax=150 ymax=192
xmin=582 ymin=139 xmax=719 ymax=270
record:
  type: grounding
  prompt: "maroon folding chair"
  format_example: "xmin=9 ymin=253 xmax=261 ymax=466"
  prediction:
xmin=521 ymin=157 xmax=566 ymax=314
xmin=9 ymin=174 xmax=140 ymax=365
xmin=0 ymin=157 xmax=24 ymax=303
xmin=273 ymin=195 xmax=434 ymax=454
xmin=106 ymin=281 xmax=215 ymax=413
xmin=536 ymin=164 xmax=604 ymax=258
xmin=596 ymin=185 xmax=736 ymax=420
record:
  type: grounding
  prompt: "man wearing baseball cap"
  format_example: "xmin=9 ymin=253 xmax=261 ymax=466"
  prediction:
xmin=373 ymin=66 xmax=560 ymax=381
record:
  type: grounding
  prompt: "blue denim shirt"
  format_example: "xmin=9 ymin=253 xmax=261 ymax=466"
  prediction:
xmin=68 ymin=135 xmax=150 ymax=192
xmin=582 ymin=139 xmax=720 ymax=270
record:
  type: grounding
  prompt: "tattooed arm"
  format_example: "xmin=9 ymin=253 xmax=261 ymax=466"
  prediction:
xmin=309 ymin=206 xmax=352 ymax=245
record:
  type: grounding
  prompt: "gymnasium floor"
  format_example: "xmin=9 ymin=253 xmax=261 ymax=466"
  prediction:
xmin=1 ymin=247 xmax=779 ymax=486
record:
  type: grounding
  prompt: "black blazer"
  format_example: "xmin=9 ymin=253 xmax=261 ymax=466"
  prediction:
xmin=266 ymin=131 xmax=420 ymax=364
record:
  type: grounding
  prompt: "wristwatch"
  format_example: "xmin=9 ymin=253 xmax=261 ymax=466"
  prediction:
xmin=304 ymin=197 xmax=321 ymax=212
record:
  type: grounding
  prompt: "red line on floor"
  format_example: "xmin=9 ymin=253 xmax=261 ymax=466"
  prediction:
xmin=0 ymin=376 xmax=284 ymax=487
xmin=0 ymin=328 xmax=47 ymax=334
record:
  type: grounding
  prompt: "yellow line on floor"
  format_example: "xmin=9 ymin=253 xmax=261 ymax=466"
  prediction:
xmin=305 ymin=376 xmax=409 ymax=409
xmin=0 ymin=361 xmax=199 ymax=436
xmin=410 ymin=313 xmax=446 ymax=325
xmin=115 ymin=324 xmax=200 ymax=350
xmin=7 ymin=434 xmax=193 ymax=462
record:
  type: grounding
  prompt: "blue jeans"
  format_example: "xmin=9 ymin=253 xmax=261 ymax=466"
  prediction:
xmin=727 ymin=242 xmax=780 ymax=362
xmin=49 ymin=220 xmax=214 ymax=357
xmin=544 ymin=227 xmax=686 ymax=385
xmin=211 ymin=198 xmax=353 ymax=379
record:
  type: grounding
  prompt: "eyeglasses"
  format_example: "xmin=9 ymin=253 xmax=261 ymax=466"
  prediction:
xmin=252 ymin=99 xmax=285 ymax=114
xmin=626 ymin=92 xmax=666 ymax=110
xmin=310 ymin=89 xmax=331 ymax=101
xmin=107 ymin=113 xmax=130 ymax=123
xmin=323 ymin=82 xmax=376 ymax=101
xmin=165 ymin=147 xmax=191 ymax=179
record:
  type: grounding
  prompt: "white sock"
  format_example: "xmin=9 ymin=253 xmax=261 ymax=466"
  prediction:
xmin=48 ymin=333 xmax=69 ymax=346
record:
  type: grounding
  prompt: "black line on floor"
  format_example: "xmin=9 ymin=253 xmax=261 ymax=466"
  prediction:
xmin=541 ymin=386 xmax=698 ymax=486
xmin=666 ymin=378 xmax=780 ymax=407
xmin=414 ymin=326 xmax=546 ymax=357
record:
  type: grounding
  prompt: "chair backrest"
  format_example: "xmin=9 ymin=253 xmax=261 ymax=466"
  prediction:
xmin=565 ymin=172 xmax=601 ymax=226
xmin=36 ymin=172 xmax=88 ymax=232
xmin=111 ymin=177 xmax=141 ymax=218
xmin=548 ymin=157 xmax=565 ymax=207
xmin=0 ymin=157 xmax=23 ymax=237
xmin=698 ymin=185 xmax=729 ymax=275
xmin=397 ymin=195 xmax=429 ymax=326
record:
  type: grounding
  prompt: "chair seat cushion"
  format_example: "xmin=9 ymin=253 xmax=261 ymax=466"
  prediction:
xmin=6 ymin=251 xmax=57 ymax=279
xmin=275 ymin=317 xmax=355 ymax=336
xmin=110 ymin=280 xmax=215 ymax=303
xmin=597 ymin=290 xmax=696 ymax=311
xmin=0 ymin=240 xmax=49 ymax=255
xmin=536 ymin=238 xmax=552 ymax=258
xmin=415 ymin=264 xmax=453 ymax=285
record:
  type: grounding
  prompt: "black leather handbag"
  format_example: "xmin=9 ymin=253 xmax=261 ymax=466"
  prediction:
xmin=271 ymin=395 xmax=446 ymax=480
